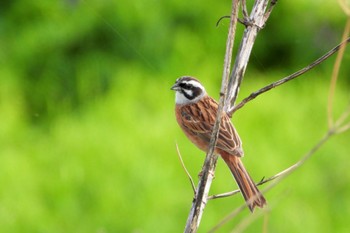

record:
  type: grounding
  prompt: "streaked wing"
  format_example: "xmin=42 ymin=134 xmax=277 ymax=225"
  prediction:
xmin=218 ymin=113 xmax=243 ymax=156
xmin=180 ymin=96 xmax=243 ymax=157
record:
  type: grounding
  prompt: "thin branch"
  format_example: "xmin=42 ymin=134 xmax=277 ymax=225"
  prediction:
xmin=225 ymin=0 xmax=275 ymax=113
xmin=209 ymin=110 xmax=349 ymax=230
xmin=259 ymin=130 xmax=333 ymax=183
xmin=327 ymin=18 xmax=350 ymax=128
xmin=207 ymin=204 xmax=247 ymax=233
xmin=208 ymin=129 xmax=334 ymax=200
xmin=211 ymin=189 xmax=287 ymax=233
xmin=209 ymin=100 xmax=350 ymax=201
xmin=241 ymin=0 xmax=249 ymax=21
xmin=208 ymin=188 xmax=240 ymax=200
xmin=339 ymin=0 xmax=350 ymax=16
xmin=230 ymin=204 xmax=270 ymax=233
xmin=262 ymin=210 xmax=269 ymax=233
xmin=263 ymin=0 xmax=278 ymax=24
xmin=336 ymin=123 xmax=350 ymax=134
xmin=176 ymin=143 xmax=196 ymax=194
xmin=184 ymin=1 xmax=240 ymax=231
xmin=334 ymin=104 xmax=350 ymax=129
xmin=229 ymin=37 xmax=350 ymax=115
xmin=216 ymin=16 xmax=230 ymax=27
xmin=334 ymin=104 xmax=350 ymax=134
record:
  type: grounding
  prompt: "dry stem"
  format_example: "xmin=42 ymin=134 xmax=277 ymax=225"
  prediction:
xmin=176 ymin=143 xmax=196 ymax=194
xmin=208 ymin=129 xmax=333 ymax=200
xmin=327 ymin=16 xmax=350 ymax=128
xmin=183 ymin=1 xmax=240 ymax=232
xmin=230 ymin=37 xmax=350 ymax=115
xmin=225 ymin=0 xmax=273 ymax=113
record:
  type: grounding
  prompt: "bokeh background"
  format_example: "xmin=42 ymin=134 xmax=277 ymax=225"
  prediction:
xmin=1 ymin=0 xmax=350 ymax=232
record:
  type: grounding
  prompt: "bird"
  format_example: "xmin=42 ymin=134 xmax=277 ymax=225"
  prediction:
xmin=171 ymin=76 xmax=266 ymax=212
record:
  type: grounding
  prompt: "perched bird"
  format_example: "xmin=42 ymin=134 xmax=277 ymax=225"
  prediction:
xmin=171 ymin=76 xmax=266 ymax=212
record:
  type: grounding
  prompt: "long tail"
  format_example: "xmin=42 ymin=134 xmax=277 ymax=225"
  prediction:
xmin=220 ymin=152 xmax=266 ymax=212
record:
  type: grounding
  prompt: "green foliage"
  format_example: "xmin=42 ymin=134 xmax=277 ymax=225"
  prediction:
xmin=1 ymin=0 xmax=349 ymax=232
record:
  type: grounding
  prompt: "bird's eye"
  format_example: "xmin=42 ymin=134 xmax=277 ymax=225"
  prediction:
xmin=179 ymin=83 xmax=191 ymax=89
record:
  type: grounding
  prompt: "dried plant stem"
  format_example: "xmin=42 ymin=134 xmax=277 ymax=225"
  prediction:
xmin=339 ymin=0 xmax=350 ymax=16
xmin=209 ymin=45 xmax=350 ymax=201
xmin=208 ymin=129 xmax=335 ymax=200
xmin=230 ymin=207 xmax=267 ymax=233
xmin=207 ymin=204 xmax=247 ymax=233
xmin=225 ymin=0 xmax=273 ymax=113
xmin=183 ymin=1 xmax=240 ymax=232
xmin=208 ymin=103 xmax=350 ymax=230
xmin=263 ymin=0 xmax=278 ymax=22
xmin=334 ymin=104 xmax=350 ymax=134
xmin=210 ymin=190 xmax=286 ymax=233
xmin=230 ymin=37 xmax=350 ymax=115
xmin=176 ymin=143 xmax=196 ymax=194
xmin=328 ymin=18 xmax=350 ymax=128
xmin=262 ymin=211 xmax=270 ymax=233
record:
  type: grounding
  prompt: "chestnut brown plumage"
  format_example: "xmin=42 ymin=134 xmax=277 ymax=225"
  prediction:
xmin=171 ymin=76 xmax=266 ymax=212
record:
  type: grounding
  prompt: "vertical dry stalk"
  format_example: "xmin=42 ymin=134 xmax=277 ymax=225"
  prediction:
xmin=184 ymin=1 xmax=240 ymax=232
xmin=225 ymin=0 xmax=272 ymax=114
xmin=327 ymin=10 xmax=350 ymax=128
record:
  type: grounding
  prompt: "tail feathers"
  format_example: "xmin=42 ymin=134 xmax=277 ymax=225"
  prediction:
xmin=221 ymin=153 xmax=266 ymax=212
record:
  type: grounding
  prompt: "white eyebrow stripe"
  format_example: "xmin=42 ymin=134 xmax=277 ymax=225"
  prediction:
xmin=182 ymin=80 xmax=205 ymax=90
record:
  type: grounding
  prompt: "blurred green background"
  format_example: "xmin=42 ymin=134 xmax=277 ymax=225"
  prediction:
xmin=1 ymin=0 xmax=350 ymax=232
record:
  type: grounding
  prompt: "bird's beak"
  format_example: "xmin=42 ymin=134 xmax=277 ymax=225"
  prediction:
xmin=171 ymin=83 xmax=180 ymax=91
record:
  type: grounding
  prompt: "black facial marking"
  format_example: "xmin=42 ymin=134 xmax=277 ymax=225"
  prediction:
xmin=191 ymin=86 xmax=203 ymax=99
xmin=179 ymin=82 xmax=191 ymax=89
xmin=180 ymin=83 xmax=202 ymax=100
